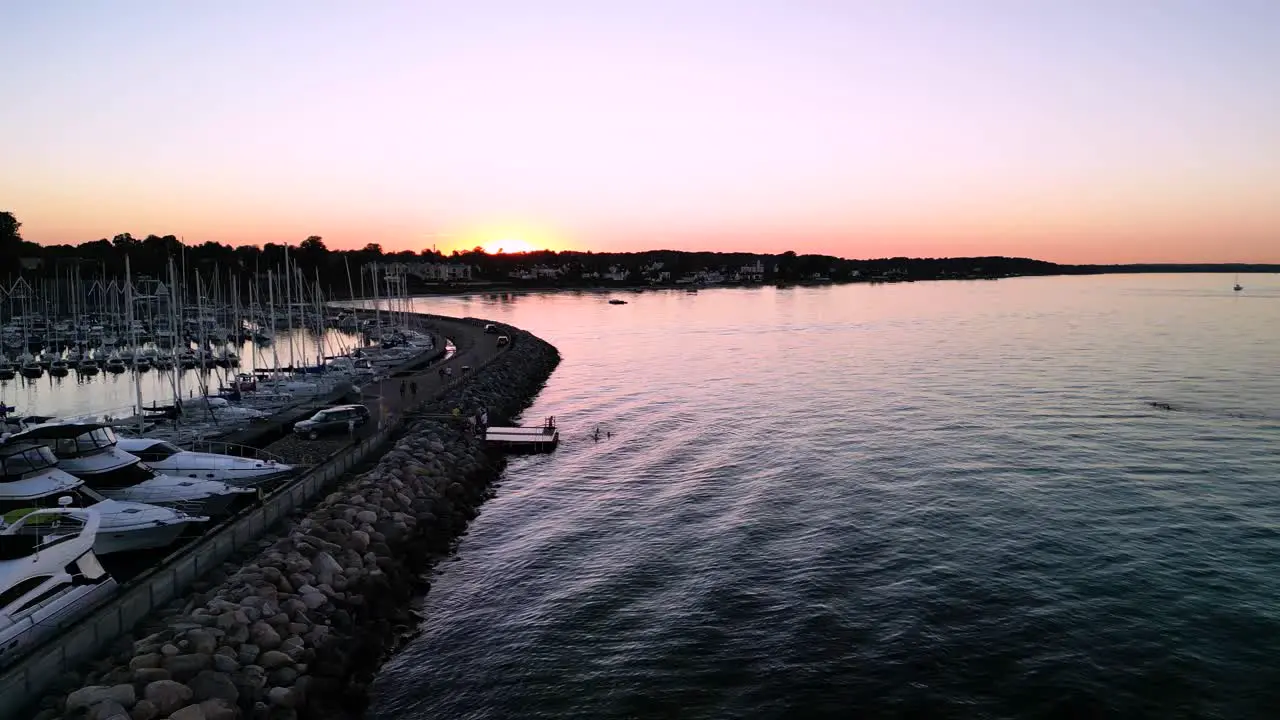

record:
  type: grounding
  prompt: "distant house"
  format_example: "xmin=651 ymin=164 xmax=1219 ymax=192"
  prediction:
xmin=395 ymin=262 xmax=473 ymax=282
xmin=736 ymin=260 xmax=766 ymax=282
xmin=19 ymin=257 xmax=42 ymax=271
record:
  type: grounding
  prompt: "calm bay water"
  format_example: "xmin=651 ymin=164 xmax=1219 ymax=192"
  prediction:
xmin=0 ymin=329 xmax=359 ymax=419
xmin=367 ymin=274 xmax=1280 ymax=719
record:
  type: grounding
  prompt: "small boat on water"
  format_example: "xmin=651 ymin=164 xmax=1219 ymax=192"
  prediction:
xmin=48 ymin=360 xmax=70 ymax=377
xmin=75 ymin=360 xmax=99 ymax=375
xmin=608 ymin=299 xmax=628 ymax=305
xmin=1234 ymin=274 xmax=1243 ymax=292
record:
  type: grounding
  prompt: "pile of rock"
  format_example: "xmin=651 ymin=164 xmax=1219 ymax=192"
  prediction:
xmin=43 ymin=325 xmax=559 ymax=720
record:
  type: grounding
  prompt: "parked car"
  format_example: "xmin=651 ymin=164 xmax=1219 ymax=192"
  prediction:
xmin=294 ymin=404 xmax=371 ymax=440
xmin=496 ymin=335 xmax=510 ymax=347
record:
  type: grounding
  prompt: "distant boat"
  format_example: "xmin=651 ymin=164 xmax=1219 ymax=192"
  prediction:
xmin=1234 ymin=274 xmax=1243 ymax=292
xmin=608 ymin=299 xmax=627 ymax=305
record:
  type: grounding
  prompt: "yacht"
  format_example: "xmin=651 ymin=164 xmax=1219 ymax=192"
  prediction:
xmin=0 ymin=505 xmax=118 ymax=666
xmin=48 ymin=359 xmax=70 ymax=377
xmin=176 ymin=396 xmax=268 ymax=423
xmin=103 ymin=354 xmax=126 ymax=373
xmin=0 ymin=359 xmax=13 ymax=380
xmin=115 ymin=438 xmax=295 ymax=488
xmin=0 ymin=441 xmax=207 ymax=555
xmin=76 ymin=359 xmax=100 ymax=375
xmin=8 ymin=423 xmax=254 ymax=516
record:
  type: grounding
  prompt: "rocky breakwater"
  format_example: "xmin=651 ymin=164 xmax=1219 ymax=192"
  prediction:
xmin=44 ymin=322 xmax=559 ymax=720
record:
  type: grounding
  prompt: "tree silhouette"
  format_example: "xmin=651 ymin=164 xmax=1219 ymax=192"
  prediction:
xmin=0 ymin=211 xmax=22 ymax=257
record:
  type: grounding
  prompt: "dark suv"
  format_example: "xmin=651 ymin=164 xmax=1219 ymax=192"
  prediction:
xmin=294 ymin=404 xmax=371 ymax=439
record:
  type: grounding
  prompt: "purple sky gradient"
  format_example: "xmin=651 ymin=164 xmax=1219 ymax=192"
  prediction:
xmin=2 ymin=1 xmax=1278 ymax=262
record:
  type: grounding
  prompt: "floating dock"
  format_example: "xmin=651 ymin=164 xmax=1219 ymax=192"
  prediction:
xmin=484 ymin=422 xmax=559 ymax=453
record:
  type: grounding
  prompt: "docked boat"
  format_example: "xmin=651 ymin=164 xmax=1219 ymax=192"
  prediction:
xmin=7 ymin=423 xmax=254 ymax=516
xmin=0 ymin=360 xmax=13 ymax=380
xmin=0 ymin=506 xmax=118 ymax=667
xmin=48 ymin=359 xmax=70 ymax=377
xmin=0 ymin=441 xmax=207 ymax=555
xmin=177 ymin=396 xmax=269 ymax=423
xmin=103 ymin=354 xmax=126 ymax=373
xmin=76 ymin=359 xmax=99 ymax=375
xmin=115 ymin=438 xmax=294 ymax=488
xmin=18 ymin=359 xmax=41 ymax=379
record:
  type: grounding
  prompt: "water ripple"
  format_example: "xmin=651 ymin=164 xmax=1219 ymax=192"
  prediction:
xmin=370 ymin=275 xmax=1280 ymax=719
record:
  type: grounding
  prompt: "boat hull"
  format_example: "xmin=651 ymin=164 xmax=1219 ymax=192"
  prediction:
xmin=93 ymin=520 xmax=202 ymax=555
xmin=0 ymin=578 xmax=118 ymax=669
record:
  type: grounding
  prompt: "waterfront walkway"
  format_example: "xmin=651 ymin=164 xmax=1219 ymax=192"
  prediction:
xmin=364 ymin=315 xmax=508 ymax=424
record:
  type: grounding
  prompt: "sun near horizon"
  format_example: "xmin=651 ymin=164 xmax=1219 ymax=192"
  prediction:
xmin=474 ymin=238 xmax=535 ymax=255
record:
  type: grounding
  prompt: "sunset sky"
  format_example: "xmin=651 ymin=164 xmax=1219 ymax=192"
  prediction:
xmin=2 ymin=1 xmax=1278 ymax=263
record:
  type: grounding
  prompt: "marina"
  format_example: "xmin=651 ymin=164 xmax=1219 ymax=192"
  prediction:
xmin=0 ymin=308 xmax=516 ymax=718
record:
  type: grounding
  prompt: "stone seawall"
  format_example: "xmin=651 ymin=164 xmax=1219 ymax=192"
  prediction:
xmin=41 ymin=321 xmax=560 ymax=720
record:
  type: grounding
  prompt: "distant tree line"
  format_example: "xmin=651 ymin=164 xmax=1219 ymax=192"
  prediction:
xmin=7 ymin=210 xmax=1269 ymax=300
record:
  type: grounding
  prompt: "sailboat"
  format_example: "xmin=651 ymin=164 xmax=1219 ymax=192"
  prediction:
xmin=1233 ymin=274 xmax=1243 ymax=292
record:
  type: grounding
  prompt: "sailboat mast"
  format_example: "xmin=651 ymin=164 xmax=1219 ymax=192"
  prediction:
xmin=125 ymin=256 xmax=144 ymax=434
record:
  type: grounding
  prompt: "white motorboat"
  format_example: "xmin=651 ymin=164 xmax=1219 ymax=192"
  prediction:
xmin=177 ymin=396 xmax=269 ymax=423
xmin=115 ymin=438 xmax=295 ymax=488
xmin=8 ymin=423 xmax=254 ymax=516
xmin=0 ymin=505 xmax=118 ymax=667
xmin=0 ymin=441 xmax=207 ymax=555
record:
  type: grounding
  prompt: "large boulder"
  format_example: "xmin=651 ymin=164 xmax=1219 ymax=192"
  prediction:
xmin=185 ymin=629 xmax=218 ymax=655
xmin=162 ymin=653 xmax=212 ymax=681
xmin=66 ymin=684 xmax=136 ymax=712
xmin=129 ymin=699 xmax=159 ymax=720
xmin=169 ymin=704 xmax=207 ymax=720
xmin=199 ymin=698 xmax=239 ymax=720
xmin=187 ymin=669 xmax=240 ymax=703
xmin=87 ymin=699 xmax=131 ymax=720
xmin=248 ymin=621 xmax=281 ymax=650
xmin=143 ymin=679 xmax=193 ymax=716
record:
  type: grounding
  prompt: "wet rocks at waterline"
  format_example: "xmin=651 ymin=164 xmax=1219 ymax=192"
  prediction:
xmin=39 ymin=323 xmax=559 ymax=720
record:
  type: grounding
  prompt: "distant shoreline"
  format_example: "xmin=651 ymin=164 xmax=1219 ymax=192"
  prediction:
xmin=329 ymin=267 xmax=1279 ymax=302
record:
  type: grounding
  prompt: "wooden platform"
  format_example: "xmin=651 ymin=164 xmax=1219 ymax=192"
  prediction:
xmin=484 ymin=425 xmax=560 ymax=453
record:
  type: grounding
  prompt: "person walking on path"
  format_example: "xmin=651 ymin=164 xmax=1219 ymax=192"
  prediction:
xmin=399 ymin=380 xmax=406 ymax=398
xmin=410 ymin=380 xmax=418 ymax=398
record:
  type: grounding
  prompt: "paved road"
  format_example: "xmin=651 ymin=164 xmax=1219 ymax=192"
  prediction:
xmin=363 ymin=317 xmax=509 ymax=425
xmin=262 ymin=318 xmax=508 ymax=463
